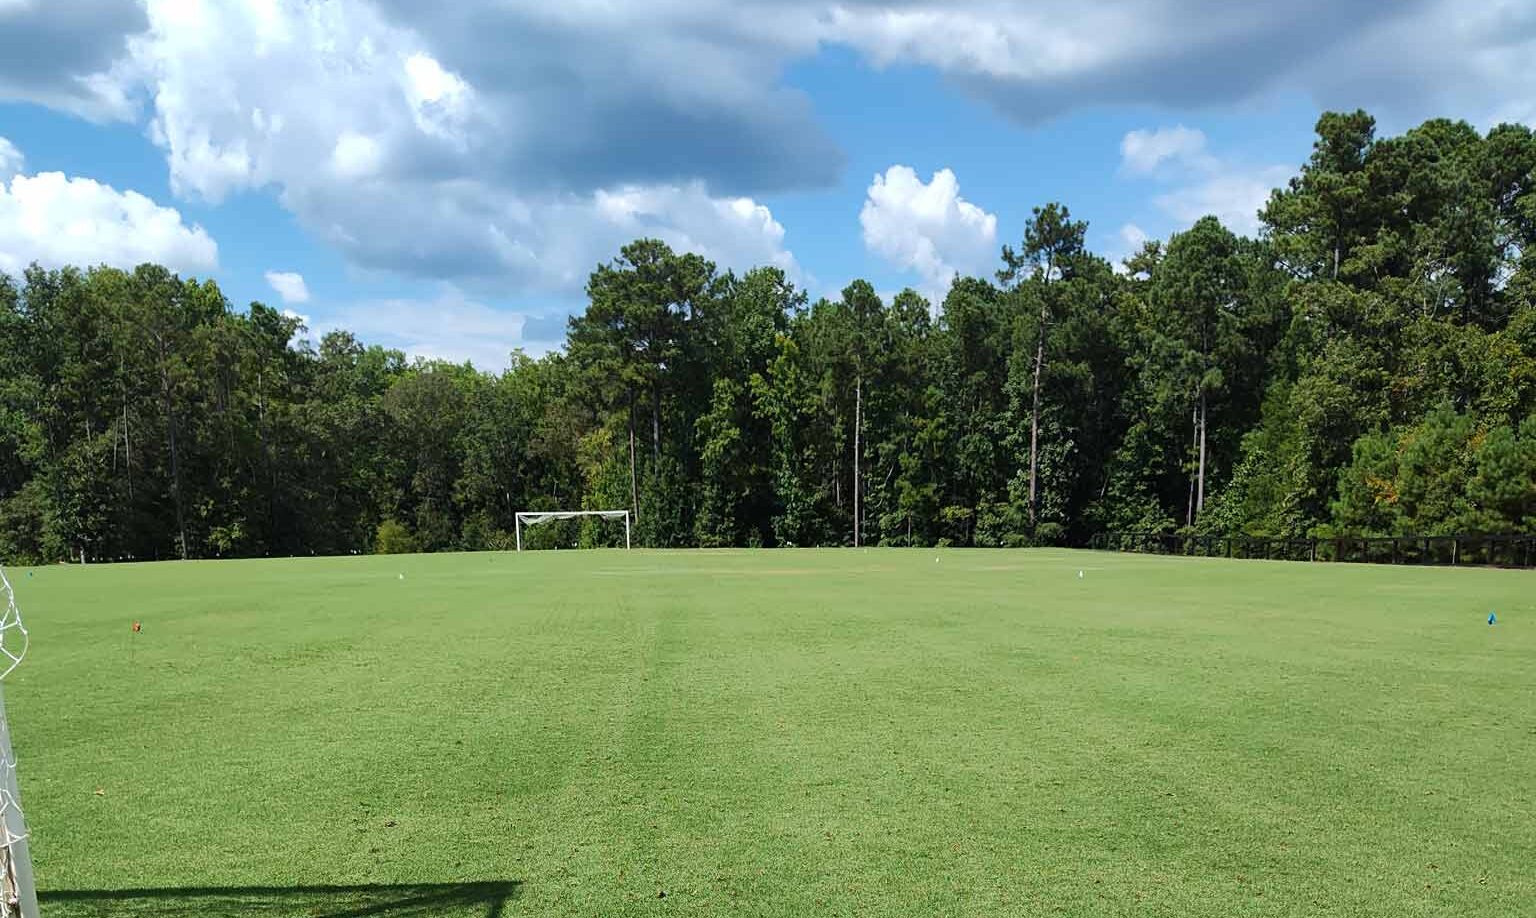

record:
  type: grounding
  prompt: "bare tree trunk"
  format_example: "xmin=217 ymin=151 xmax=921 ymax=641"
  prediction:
xmin=1028 ymin=317 xmax=1045 ymax=527
xmin=258 ymin=370 xmax=277 ymax=550
xmin=122 ymin=386 xmax=133 ymax=501
xmin=158 ymin=340 xmax=188 ymax=560
xmin=1196 ymin=388 xmax=1208 ymax=519
xmin=1185 ymin=403 xmax=1198 ymax=528
xmin=1024 ymin=254 xmax=1057 ymax=531
xmin=651 ymin=384 xmax=662 ymax=467
xmin=834 ymin=453 xmax=841 ymax=509
xmin=627 ymin=396 xmax=639 ymax=524
xmin=853 ymin=374 xmax=862 ymax=547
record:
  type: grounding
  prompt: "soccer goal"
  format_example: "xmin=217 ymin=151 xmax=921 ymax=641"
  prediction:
xmin=0 ymin=570 xmax=35 ymax=918
xmin=514 ymin=510 xmax=631 ymax=551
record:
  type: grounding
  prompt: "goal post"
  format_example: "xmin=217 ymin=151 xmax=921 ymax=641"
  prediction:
xmin=0 ymin=569 xmax=36 ymax=918
xmin=514 ymin=510 xmax=631 ymax=551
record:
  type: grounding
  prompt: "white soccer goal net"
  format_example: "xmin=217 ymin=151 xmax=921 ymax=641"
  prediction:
xmin=0 ymin=569 xmax=35 ymax=918
xmin=515 ymin=510 xmax=631 ymax=551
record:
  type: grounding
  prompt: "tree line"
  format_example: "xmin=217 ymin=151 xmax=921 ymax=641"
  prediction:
xmin=2 ymin=111 xmax=1534 ymax=562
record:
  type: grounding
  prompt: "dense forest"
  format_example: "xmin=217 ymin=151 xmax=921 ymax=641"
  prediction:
xmin=2 ymin=111 xmax=1535 ymax=562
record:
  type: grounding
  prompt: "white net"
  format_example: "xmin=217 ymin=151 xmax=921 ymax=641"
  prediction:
xmin=516 ymin=510 xmax=629 ymax=526
xmin=515 ymin=510 xmax=631 ymax=550
xmin=0 ymin=572 xmax=26 ymax=681
xmin=0 ymin=568 xmax=32 ymax=918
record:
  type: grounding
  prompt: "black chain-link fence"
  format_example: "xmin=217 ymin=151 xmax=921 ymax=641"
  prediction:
xmin=1090 ymin=532 xmax=1536 ymax=568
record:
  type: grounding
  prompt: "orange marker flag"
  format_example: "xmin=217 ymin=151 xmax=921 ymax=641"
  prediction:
xmin=131 ymin=621 xmax=142 ymax=633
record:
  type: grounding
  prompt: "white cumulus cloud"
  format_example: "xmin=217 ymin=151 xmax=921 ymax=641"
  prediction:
xmin=96 ymin=0 xmax=802 ymax=294
xmin=860 ymin=165 xmax=997 ymax=298
xmin=823 ymin=2 xmax=1536 ymax=129
xmin=593 ymin=183 xmax=799 ymax=280
xmin=315 ymin=287 xmax=531 ymax=370
xmin=401 ymin=52 xmax=472 ymax=142
xmin=9 ymin=2 xmax=1536 ymax=159
xmin=1120 ymin=126 xmax=1212 ymax=175
xmin=0 ymin=136 xmax=22 ymax=179
xmin=1152 ymin=166 xmax=1292 ymax=235
xmin=330 ymin=133 xmax=385 ymax=181
xmin=264 ymin=270 xmax=310 ymax=304
xmin=1120 ymin=127 xmax=1289 ymax=235
xmin=0 ymin=168 xmax=217 ymax=276
xmin=1119 ymin=223 xmax=1149 ymax=251
xmin=0 ymin=0 xmax=143 ymax=120
xmin=283 ymin=177 xmax=800 ymax=293
xmin=7 ymin=0 xmax=1534 ymax=296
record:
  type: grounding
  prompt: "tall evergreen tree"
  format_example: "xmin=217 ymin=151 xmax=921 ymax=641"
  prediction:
xmin=998 ymin=203 xmax=1088 ymax=529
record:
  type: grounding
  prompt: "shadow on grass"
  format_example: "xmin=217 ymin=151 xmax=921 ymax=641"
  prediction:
xmin=39 ymin=880 xmax=521 ymax=917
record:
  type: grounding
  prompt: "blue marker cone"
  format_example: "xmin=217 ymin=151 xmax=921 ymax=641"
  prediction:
xmin=1488 ymin=612 xmax=1497 ymax=626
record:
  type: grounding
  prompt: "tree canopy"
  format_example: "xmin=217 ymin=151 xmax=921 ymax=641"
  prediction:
xmin=3 ymin=110 xmax=1535 ymax=562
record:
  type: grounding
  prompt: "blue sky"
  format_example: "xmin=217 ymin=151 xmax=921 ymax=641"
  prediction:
xmin=2 ymin=1 xmax=1532 ymax=368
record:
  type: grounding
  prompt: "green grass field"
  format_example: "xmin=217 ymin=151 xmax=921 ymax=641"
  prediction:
xmin=8 ymin=549 xmax=1535 ymax=916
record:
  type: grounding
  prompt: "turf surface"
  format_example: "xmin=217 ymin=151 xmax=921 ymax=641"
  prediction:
xmin=8 ymin=549 xmax=1535 ymax=916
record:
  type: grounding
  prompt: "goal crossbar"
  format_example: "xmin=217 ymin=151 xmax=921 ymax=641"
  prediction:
xmin=514 ymin=510 xmax=631 ymax=551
